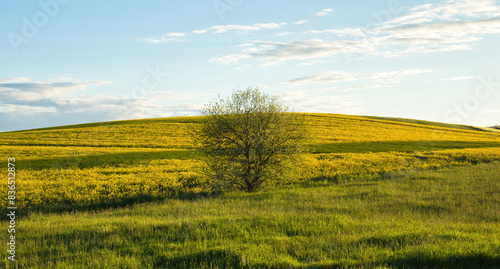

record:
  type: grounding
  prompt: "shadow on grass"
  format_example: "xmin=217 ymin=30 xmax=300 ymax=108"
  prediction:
xmin=154 ymin=249 xmax=250 ymax=269
xmin=5 ymin=190 xmax=219 ymax=220
xmin=154 ymin=252 xmax=500 ymax=268
xmin=20 ymin=150 xmax=200 ymax=170
xmin=5 ymin=116 xmax=203 ymax=133
xmin=4 ymin=193 xmax=161 ymax=219
xmin=310 ymin=140 xmax=500 ymax=154
xmin=381 ymin=253 xmax=500 ymax=268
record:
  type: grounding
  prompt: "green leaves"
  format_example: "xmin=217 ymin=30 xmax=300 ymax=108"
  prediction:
xmin=194 ymin=88 xmax=308 ymax=192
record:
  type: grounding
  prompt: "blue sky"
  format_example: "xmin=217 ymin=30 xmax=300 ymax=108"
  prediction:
xmin=1 ymin=0 xmax=500 ymax=131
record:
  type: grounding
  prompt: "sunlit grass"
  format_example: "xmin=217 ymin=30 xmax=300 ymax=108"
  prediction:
xmin=2 ymin=163 xmax=499 ymax=268
xmin=0 ymin=113 xmax=499 ymax=267
xmin=1 ymin=113 xmax=500 ymax=212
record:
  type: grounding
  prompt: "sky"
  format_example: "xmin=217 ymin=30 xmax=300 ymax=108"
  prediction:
xmin=1 ymin=0 xmax=500 ymax=132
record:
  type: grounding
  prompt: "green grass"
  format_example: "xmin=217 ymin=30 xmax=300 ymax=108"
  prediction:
xmin=3 ymin=162 xmax=499 ymax=268
xmin=360 ymin=115 xmax=497 ymax=133
xmin=1 ymin=113 xmax=499 ymax=267
xmin=312 ymin=140 xmax=500 ymax=153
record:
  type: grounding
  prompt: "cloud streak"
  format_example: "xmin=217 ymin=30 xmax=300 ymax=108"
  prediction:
xmin=315 ymin=8 xmax=333 ymax=17
xmin=0 ymin=77 xmax=211 ymax=131
xmin=140 ymin=22 xmax=288 ymax=44
xmin=210 ymin=0 xmax=500 ymax=66
xmin=280 ymin=68 xmax=433 ymax=87
xmin=0 ymin=78 xmax=111 ymax=102
xmin=138 ymin=32 xmax=186 ymax=43
xmin=278 ymin=90 xmax=363 ymax=114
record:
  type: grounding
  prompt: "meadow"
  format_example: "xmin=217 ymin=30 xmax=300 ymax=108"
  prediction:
xmin=1 ymin=113 xmax=500 ymax=268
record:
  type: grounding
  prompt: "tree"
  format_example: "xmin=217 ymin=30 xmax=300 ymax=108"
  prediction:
xmin=192 ymin=87 xmax=308 ymax=192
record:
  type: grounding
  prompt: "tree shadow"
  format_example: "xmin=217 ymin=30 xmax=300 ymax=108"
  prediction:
xmin=20 ymin=150 xmax=199 ymax=170
xmin=4 ymin=193 xmax=162 ymax=219
xmin=382 ymin=253 xmax=500 ymax=268
xmin=310 ymin=140 xmax=500 ymax=154
xmin=154 ymin=249 xmax=249 ymax=269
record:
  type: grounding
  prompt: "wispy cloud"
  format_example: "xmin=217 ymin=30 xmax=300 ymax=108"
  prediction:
xmin=210 ymin=0 xmax=500 ymax=66
xmin=280 ymin=68 xmax=433 ymax=86
xmin=148 ymin=90 xmax=212 ymax=101
xmin=381 ymin=18 xmax=500 ymax=45
xmin=480 ymin=109 xmax=500 ymax=114
xmin=283 ymin=71 xmax=356 ymax=86
xmin=0 ymin=77 xmax=210 ymax=130
xmin=210 ymin=38 xmax=379 ymax=66
xmin=373 ymin=0 xmax=500 ymax=54
xmin=442 ymin=76 xmax=477 ymax=81
xmin=315 ymin=8 xmax=333 ymax=17
xmin=381 ymin=0 xmax=500 ymax=29
xmin=210 ymin=54 xmax=251 ymax=65
xmin=308 ymin=28 xmax=367 ymax=37
xmin=293 ymin=19 xmax=308 ymax=25
xmin=195 ymin=22 xmax=287 ymax=34
xmin=278 ymin=90 xmax=363 ymax=114
xmin=138 ymin=32 xmax=186 ymax=43
xmin=0 ymin=104 xmax=57 ymax=114
xmin=0 ymin=77 xmax=111 ymax=102
xmin=296 ymin=59 xmax=325 ymax=67
xmin=142 ymin=21 xmax=289 ymax=44
xmin=275 ymin=32 xmax=294 ymax=36
xmin=192 ymin=29 xmax=208 ymax=34
xmin=337 ymin=85 xmax=384 ymax=92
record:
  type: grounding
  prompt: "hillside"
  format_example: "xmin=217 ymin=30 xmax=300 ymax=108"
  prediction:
xmin=1 ymin=113 xmax=500 ymax=268
xmin=2 ymin=113 xmax=500 ymax=150
xmin=360 ymin=115 xmax=500 ymax=133
xmin=1 ymin=113 xmax=500 ymax=212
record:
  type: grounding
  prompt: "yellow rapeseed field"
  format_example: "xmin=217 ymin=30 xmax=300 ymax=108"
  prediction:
xmin=1 ymin=114 xmax=499 ymax=211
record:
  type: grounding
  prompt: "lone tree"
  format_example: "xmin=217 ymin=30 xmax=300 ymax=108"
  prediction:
xmin=193 ymin=88 xmax=308 ymax=192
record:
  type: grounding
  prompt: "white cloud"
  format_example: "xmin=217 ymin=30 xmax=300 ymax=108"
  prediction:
xmin=162 ymin=32 xmax=186 ymax=37
xmin=278 ymin=90 xmax=362 ymax=114
xmin=210 ymin=38 xmax=382 ymax=66
xmin=280 ymin=68 xmax=433 ymax=86
xmin=0 ymin=77 xmax=211 ymax=131
xmin=0 ymin=78 xmax=111 ymax=102
xmin=337 ymin=85 xmax=384 ymax=92
xmin=381 ymin=18 xmax=500 ymax=44
xmin=293 ymin=19 xmax=308 ymax=25
xmin=308 ymin=28 xmax=368 ymax=37
xmin=209 ymin=22 xmax=287 ymax=34
xmin=210 ymin=54 xmax=251 ymax=65
xmin=0 ymin=104 xmax=57 ymax=114
xmin=149 ymin=90 xmax=212 ymax=101
xmin=315 ymin=8 xmax=333 ymax=17
xmin=138 ymin=32 xmax=186 ymax=43
xmin=371 ymin=0 xmax=500 ymax=54
xmin=363 ymin=68 xmax=434 ymax=84
xmin=283 ymin=71 xmax=356 ymax=86
xmin=254 ymin=38 xmax=378 ymax=60
xmin=152 ymin=103 xmax=205 ymax=118
xmin=211 ymin=0 xmax=500 ymax=65
xmin=296 ymin=60 xmax=325 ymax=67
xmin=275 ymin=32 xmax=294 ymax=36
xmin=442 ymin=76 xmax=477 ymax=81
xmin=381 ymin=0 xmax=500 ymax=29
xmin=480 ymin=109 xmax=500 ymax=114
xmin=192 ymin=29 xmax=207 ymax=34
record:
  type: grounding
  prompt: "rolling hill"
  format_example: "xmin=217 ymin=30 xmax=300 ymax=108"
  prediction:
xmin=1 ymin=113 xmax=500 ymax=268
xmin=1 ymin=113 xmax=500 ymax=211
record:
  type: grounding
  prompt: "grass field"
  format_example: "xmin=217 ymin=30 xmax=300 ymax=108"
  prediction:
xmin=3 ymin=163 xmax=500 ymax=268
xmin=1 ymin=113 xmax=500 ymax=268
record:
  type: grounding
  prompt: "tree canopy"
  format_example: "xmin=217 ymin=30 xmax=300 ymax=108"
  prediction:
xmin=193 ymin=88 xmax=308 ymax=192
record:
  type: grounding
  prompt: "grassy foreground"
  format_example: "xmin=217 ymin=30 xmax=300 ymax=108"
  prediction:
xmin=3 ymin=162 xmax=499 ymax=268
